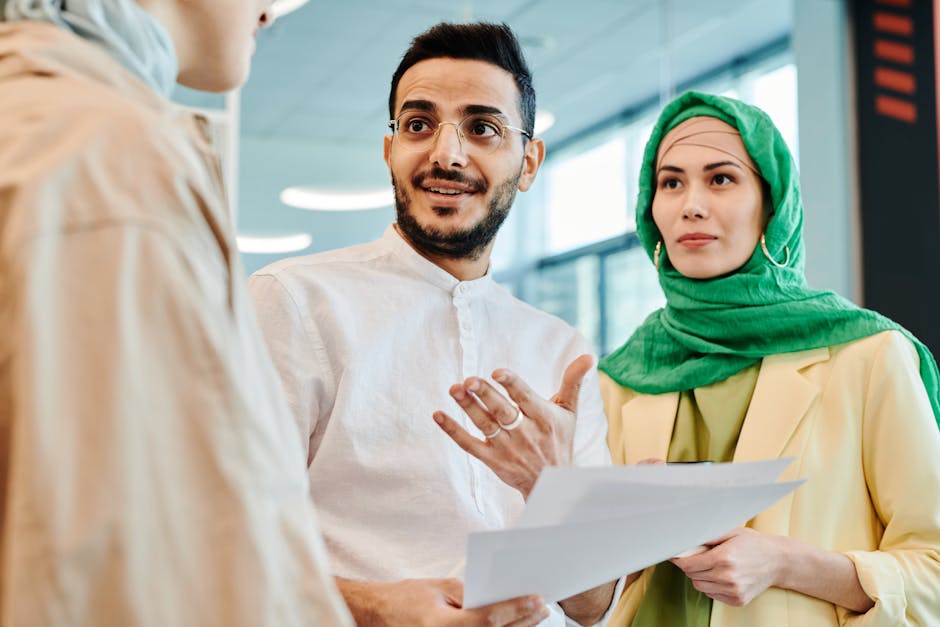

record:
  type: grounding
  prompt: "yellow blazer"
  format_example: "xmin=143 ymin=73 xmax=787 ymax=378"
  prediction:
xmin=601 ymin=331 xmax=940 ymax=627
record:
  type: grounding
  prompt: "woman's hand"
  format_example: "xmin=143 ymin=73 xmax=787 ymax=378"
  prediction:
xmin=672 ymin=527 xmax=876 ymax=613
xmin=670 ymin=527 xmax=787 ymax=607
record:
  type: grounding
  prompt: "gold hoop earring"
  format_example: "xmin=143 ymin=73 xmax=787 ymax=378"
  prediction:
xmin=654 ymin=240 xmax=663 ymax=270
xmin=760 ymin=233 xmax=790 ymax=268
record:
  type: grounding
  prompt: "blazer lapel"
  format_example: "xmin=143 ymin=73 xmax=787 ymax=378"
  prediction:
xmin=734 ymin=347 xmax=830 ymax=464
xmin=619 ymin=392 xmax=679 ymax=464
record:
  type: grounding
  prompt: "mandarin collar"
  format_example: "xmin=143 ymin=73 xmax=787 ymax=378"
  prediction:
xmin=380 ymin=225 xmax=494 ymax=297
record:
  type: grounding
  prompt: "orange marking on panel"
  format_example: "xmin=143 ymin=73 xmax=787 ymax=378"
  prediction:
xmin=875 ymin=0 xmax=912 ymax=7
xmin=874 ymin=67 xmax=917 ymax=94
xmin=875 ymin=95 xmax=917 ymax=123
xmin=874 ymin=11 xmax=914 ymax=36
xmin=874 ymin=39 xmax=915 ymax=64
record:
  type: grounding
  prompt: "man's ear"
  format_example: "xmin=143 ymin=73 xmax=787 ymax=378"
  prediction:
xmin=517 ymin=137 xmax=545 ymax=192
xmin=384 ymin=134 xmax=393 ymax=167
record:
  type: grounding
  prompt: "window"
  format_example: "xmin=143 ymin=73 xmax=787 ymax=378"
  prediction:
xmin=750 ymin=64 xmax=799 ymax=158
xmin=603 ymin=246 xmax=664 ymax=353
xmin=524 ymin=256 xmax=601 ymax=349
xmin=544 ymin=136 xmax=629 ymax=254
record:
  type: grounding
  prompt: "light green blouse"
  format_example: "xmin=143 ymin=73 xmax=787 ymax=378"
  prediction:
xmin=631 ymin=363 xmax=761 ymax=627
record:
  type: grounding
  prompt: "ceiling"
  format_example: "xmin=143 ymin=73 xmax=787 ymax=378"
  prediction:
xmin=176 ymin=0 xmax=793 ymax=273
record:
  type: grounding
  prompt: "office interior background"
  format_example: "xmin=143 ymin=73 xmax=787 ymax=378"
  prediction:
xmin=173 ymin=0 xmax=940 ymax=359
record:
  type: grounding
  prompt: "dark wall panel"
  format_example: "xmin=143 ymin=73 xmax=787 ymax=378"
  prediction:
xmin=852 ymin=0 xmax=940 ymax=358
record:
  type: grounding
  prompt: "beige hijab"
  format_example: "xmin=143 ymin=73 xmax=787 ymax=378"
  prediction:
xmin=655 ymin=116 xmax=760 ymax=177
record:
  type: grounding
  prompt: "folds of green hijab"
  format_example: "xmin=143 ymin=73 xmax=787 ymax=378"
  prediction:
xmin=598 ymin=90 xmax=940 ymax=428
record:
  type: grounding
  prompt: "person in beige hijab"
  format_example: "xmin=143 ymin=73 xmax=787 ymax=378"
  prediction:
xmin=0 ymin=2 xmax=354 ymax=625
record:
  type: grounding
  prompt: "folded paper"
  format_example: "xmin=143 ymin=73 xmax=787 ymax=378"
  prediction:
xmin=463 ymin=458 xmax=802 ymax=608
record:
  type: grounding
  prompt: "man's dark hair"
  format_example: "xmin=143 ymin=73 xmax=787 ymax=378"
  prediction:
xmin=388 ymin=22 xmax=536 ymax=136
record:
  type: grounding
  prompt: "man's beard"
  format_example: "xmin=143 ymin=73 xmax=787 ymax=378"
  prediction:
xmin=393 ymin=166 xmax=520 ymax=261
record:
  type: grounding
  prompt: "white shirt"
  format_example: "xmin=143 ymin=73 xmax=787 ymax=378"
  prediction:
xmin=249 ymin=226 xmax=611 ymax=624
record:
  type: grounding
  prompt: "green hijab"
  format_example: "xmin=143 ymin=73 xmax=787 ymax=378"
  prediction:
xmin=598 ymin=91 xmax=940 ymax=428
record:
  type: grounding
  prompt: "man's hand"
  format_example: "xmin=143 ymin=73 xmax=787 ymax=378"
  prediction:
xmin=336 ymin=577 xmax=549 ymax=627
xmin=433 ymin=354 xmax=594 ymax=499
xmin=669 ymin=527 xmax=787 ymax=607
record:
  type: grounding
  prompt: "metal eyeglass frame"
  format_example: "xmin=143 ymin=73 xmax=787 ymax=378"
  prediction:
xmin=387 ymin=112 xmax=532 ymax=154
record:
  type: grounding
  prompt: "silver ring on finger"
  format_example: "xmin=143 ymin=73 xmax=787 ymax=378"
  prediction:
xmin=499 ymin=408 xmax=525 ymax=431
xmin=483 ymin=425 xmax=503 ymax=439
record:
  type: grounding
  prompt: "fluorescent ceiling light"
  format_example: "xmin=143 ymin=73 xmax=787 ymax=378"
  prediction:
xmin=270 ymin=0 xmax=310 ymax=19
xmin=237 ymin=233 xmax=312 ymax=254
xmin=534 ymin=110 xmax=556 ymax=135
xmin=281 ymin=187 xmax=394 ymax=211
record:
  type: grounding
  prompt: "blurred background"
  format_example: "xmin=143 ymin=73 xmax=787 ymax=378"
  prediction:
xmin=173 ymin=0 xmax=940 ymax=357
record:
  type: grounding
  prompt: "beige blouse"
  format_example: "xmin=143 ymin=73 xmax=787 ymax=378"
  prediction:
xmin=0 ymin=21 xmax=351 ymax=626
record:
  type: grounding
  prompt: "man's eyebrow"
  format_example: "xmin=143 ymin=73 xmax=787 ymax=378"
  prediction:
xmin=398 ymin=101 xmax=512 ymax=121
xmin=461 ymin=104 xmax=507 ymax=118
xmin=399 ymin=100 xmax=436 ymax=114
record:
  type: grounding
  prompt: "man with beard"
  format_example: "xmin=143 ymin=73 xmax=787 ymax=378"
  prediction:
xmin=249 ymin=22 xmax=616 ymax=627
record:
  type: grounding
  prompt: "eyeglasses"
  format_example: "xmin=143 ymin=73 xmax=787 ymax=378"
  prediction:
xmin=388 ymin=111 xmax=531 ymax=155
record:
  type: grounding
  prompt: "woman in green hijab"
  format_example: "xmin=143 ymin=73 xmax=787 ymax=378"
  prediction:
xmin=599 ymin=91 xmax=940 ymax=627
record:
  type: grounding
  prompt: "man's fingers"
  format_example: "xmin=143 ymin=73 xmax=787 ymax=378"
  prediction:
xmin=433 ymin=411 xmax=494 ymax=461
xmin=491 ymin=368 xmax=541 ymax=421
xmin=465 ymin=595 xmax=547 ymax=627
xmin=448 ymin=383 xmax=504 ymax=439
xmin=553 ymin=354 xmax=593 ymax=411
xmin=438 ymin=577 xmax=464 ymax=607
xmin=464 ymin=377 xmax=518 ymax=426
xmin=490 ymin=355 xmax=592 ymax=424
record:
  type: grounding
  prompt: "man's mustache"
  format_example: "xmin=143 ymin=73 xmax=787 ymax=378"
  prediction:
xmin=412 ymin=167 xmax=485 ymax=192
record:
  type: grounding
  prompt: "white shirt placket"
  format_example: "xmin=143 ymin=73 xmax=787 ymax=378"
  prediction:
xmin=453 ymin=281 xmax=491 ymax=514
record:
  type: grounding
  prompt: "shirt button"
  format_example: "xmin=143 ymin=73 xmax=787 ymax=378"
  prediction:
xmin=455 ymin=284 xmax=467 ymax=296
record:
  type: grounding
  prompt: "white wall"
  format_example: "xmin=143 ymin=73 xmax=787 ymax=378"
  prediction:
xmin=793 ymin=0 xmax=862 ymax=302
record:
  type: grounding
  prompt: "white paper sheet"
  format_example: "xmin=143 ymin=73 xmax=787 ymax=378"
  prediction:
xmin=463 ymin=459 xmax=802 ymax=609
